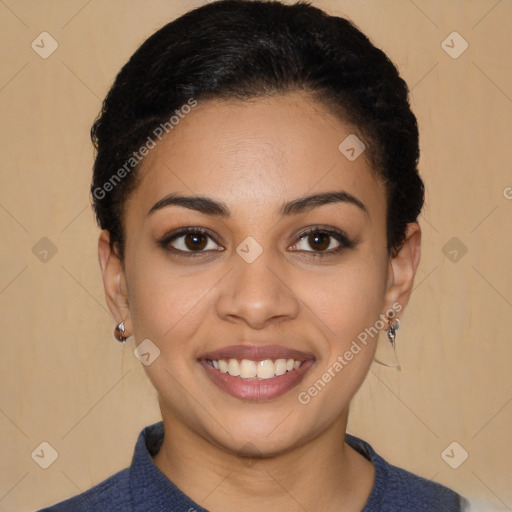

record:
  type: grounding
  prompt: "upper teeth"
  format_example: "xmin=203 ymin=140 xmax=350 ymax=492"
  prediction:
xmin=210 ymin=358 xmax=302 ymax=379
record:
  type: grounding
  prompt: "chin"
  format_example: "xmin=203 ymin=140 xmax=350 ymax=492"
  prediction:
xmin=196 ymin=404 xmax=325 ymax=458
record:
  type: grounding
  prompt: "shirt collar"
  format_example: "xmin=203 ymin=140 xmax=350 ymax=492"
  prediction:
xmin=128 ymin=421 xmax=209 ymax=510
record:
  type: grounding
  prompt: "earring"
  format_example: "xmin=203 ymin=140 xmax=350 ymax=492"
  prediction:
xmin=386 ymin=318 xmax=400 ymax=349
xmin=114 ymin=322 xmax=127 ymax=343
xmin=374 ymin=312 xmax=401 ymax=370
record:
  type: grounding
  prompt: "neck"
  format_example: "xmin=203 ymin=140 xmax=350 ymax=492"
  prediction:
xmin=152 ymin=409 xmax=374 ymax=512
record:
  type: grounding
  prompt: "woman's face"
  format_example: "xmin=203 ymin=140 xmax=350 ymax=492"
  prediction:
xmin=100 ymin=92 xmax=419 ymax=456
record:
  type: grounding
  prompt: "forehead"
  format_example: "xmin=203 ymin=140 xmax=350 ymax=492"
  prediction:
xmin=130 ymin=92 xmax=386 ymax=219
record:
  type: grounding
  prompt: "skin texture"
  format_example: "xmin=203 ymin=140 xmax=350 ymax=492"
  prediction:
xmin=98 ymin=92 xmax=421 ymax=512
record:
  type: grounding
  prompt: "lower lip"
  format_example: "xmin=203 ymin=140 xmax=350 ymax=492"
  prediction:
xmin=200 ymin=359 xmax=315 ymax=401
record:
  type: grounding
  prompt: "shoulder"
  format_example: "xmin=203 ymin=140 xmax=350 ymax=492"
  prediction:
xmin=38 ymin=468 xmax=130 ymax=512
xmin=37 ymin=421 xmax=190 ymax=512
xmin=345 ymin=433 xmax=469 ymax=512
xmin=379 ymin=462 xmax=467 ymax=511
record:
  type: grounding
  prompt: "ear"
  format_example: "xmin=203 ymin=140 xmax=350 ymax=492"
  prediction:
xmin=382 ymin=222 xmax=422 ymax=324
xmin=98 ymin=230 xmax=132 ymax=338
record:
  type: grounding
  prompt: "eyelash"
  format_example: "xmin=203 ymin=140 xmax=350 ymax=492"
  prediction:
xmin=157 ymin=225 xmax=356 ymax=260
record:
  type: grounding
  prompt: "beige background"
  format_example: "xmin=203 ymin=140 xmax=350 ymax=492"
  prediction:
xmin=1 ymin=0 xmax=511 ymax=510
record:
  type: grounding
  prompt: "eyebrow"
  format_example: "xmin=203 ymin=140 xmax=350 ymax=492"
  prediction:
xmin=148 ymin=191 xmax=368 ymax=217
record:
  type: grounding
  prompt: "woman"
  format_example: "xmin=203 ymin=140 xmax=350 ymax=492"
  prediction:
xmin=41 ymin=0 xmax=469 ymax=510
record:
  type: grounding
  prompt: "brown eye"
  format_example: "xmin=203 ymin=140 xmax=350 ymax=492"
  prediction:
xmin=184 ymin=232 xmax=208 ymax=251
xmin=294 ymin=230 xmax=341 ymax=252
xmin=288 ymin=226 xmax=356 ymax=258
xmin=162 ymin=228 xmax=222 ymax=254
xmin=307 ymin=232 xmax=331 ymax=251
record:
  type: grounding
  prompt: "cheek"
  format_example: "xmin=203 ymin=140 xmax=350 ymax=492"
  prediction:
xmin=297 ymin=256 xmax=388 ymax=341
xmin=296 ymin=252 xmax=387 ymax=383
xmin=126 ymin=252 xmax=222 ymax=344
xmin=293 ymin=260 xmax=387 ymax=420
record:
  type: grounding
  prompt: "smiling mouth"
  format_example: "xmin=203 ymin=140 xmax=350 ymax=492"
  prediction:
xmin=198 ymin=344 xmax=315 ymax=401
xmin=205 ymin=358 xmax=304 ymax=379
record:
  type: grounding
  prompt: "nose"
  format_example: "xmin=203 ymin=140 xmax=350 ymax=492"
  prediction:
xmin=215 ymin=251 xmax=300 ymax=330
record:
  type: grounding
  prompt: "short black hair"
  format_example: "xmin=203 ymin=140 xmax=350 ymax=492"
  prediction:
xmin=91 ymin=0 xmax=424 ymax=259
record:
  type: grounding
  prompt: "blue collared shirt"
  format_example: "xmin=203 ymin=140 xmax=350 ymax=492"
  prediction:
xmin=39 ymin=421 xmax=468 ymax=511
